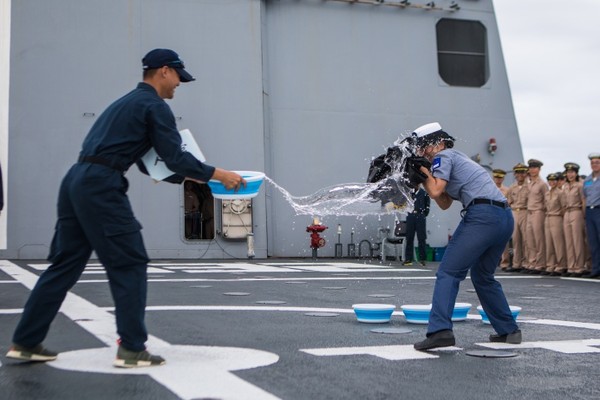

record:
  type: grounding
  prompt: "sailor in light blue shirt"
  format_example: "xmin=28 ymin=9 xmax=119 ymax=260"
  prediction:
xmin=430 ymin=148 xmax=507 ymax=208
xmin=583 ymin=152 xmax=600 ymax=278
xmin=407 ymin=123 xmax=521 ymax=351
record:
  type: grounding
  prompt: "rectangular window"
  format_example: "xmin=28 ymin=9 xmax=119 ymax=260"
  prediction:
xmin=436 ymin=18 xmax=488 ymax=87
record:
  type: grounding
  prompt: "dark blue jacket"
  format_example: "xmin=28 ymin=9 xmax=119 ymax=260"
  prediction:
xmin=80 ymin=82 xmax=215 ymax=183
xmin=412 ymin=188 xmax=430 ymax=216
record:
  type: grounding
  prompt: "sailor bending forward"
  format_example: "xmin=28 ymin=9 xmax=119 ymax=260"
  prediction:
xmin=404 ymin=122 xmax=522 ymax=351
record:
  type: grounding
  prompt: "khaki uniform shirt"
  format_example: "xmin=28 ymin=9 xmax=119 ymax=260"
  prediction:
xmin=561 ymin=181 xmax=584 ymax=210
xmin=527 ymin=177 xmax=548 ymax=211
xmin=507 ymin=182 xmax=529 ymax=210
xmin=545 ymin=187 xmax=564 ymax=216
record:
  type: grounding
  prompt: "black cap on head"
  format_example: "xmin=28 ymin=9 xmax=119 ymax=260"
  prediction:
xmin=142 ymin=48 xmax=195 ymax=82
xmin=564 ymin=162 xmax=580 ymax=172
xmin=492 ymin=169 xmax=507 ymax=178
xmin=527 ymin=159 xmax=543 ymax=168
xmin=512 ymin=163 xmax=528 ymax=173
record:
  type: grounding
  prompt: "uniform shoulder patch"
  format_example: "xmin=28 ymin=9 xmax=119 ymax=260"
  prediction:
xmin=432 ymin=157 xmax=441 ymax=171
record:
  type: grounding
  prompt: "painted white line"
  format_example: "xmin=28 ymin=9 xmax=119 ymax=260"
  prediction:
xmin=143 ymin=305 xmax=357 ymax=314
xmin=301 ymin=344 xmax=462 ymax=360
xmin=150 ymin=263 xmax=221 ymax=266
xmin=0 ymin=308 xmax=23 ymax=314
xmin=27 ymin=263 xmax=170 ymax=274
xmin=72 ymin=276 xmax=438 ymax=284
xmin=302 ymin=339 xmax=600 ymax=362
xmin=163 ymin=266 xmax=247 ymax=270
xmin=5 ymin=302 xmax=600 ymax=336
xmin=512 ymin=318 xmax=600 ymax=331
xmin=0 ymin=260 xmax=281 ymax=400
xmin=27 ymin=263 xmax=51 ymax=270
xmin=52 ymin=346 xmax=280 ymax=400
xmin=79 ymin=267 xmax=172 ymax=274
xmin=478 ymin=339 xmax=600 ymax=354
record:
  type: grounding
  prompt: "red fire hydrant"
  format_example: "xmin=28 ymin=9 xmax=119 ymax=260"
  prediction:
xmin=307 ymin=217 xmax=328 ymax=259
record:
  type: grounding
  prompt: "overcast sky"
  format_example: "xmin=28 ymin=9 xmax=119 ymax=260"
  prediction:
xmin=494 ymin=0 xmax=600 ymax=178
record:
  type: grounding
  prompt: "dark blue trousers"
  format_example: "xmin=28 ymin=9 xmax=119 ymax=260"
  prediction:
xmin=13 ymin=163 xmax=150 ymax=351
xmin=427 ymin=204 xmax=519 ymax=336
xmin=586 ymin=208 xmax=600 ymax=275
xmin=405 ymin=213 xmax=427 ymax=262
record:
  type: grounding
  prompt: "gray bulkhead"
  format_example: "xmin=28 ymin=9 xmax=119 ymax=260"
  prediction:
xmin=0 ymin=0 xmax=522 ymax=259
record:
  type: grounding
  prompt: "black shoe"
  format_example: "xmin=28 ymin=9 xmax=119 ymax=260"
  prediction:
xmin=582 ymin=273 xmax=600 ymax=279
xmin=489 ymin=329 xmax=522 ymax=344
xmin=414 ymin=330 xmax=455 ymax=351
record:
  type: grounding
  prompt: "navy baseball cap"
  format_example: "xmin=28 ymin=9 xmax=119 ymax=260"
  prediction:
xmin=142 ymin=48 xmax=195 ymax=82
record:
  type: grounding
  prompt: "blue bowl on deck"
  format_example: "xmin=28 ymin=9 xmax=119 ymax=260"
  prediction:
xmin=401 ymin=303 xmax=472 ymax=324
xmin=207 ymin=171 xmax=265 ymax=199
xmin=451 ymin=303 xmax=472 ymax=321
xmin=352 ymin=304 xmax=396 ymax=324
xmin=477 ymin=305 xmax=521 ymax=324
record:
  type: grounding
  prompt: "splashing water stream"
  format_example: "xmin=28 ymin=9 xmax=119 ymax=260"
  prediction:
xmin=262 ymin=136 xmax=419 ymax=218
xmin=264 ymin=175 xmax=415 ymax=218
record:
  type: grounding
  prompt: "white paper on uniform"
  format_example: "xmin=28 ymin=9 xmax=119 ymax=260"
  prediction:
xmin=140 ymin=129 xmax=206 ymax=181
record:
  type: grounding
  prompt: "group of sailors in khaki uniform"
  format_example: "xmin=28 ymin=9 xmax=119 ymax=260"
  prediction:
xmin=492 ymin=155 xmax=598 ymax=277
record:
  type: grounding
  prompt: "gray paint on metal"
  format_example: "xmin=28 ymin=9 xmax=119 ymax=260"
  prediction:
xmin=1 ymin=0 xmax=522 ymax=260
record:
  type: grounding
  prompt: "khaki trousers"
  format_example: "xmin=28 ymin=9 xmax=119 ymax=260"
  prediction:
xmin=526 ymin=210 xmax=546 ymax=270
xmin=564 ymin=209 xmax=586 ymax=273
xmin=512 ymin=209 xmax=528 ymax=268
xmin=545 ymin=215 xmax=566 ymax=272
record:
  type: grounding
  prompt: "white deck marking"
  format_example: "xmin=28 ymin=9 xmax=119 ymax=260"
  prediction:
xmin=52 ymin=346 xmax=280 ymax=400
xmin=0 ymin=261 xmax=280 ymax=400
xmin=479 ymin=339 xmax=600 ymax=354
xmin=26 ymin=263 xmax=171 ymax=274
xmin=301 ymin=345 xmax=462 ymax=360
xmin=26 ymin=262 xmax=425 ymax=275
xmin=302 ymin=339 xmax=600 ymax=362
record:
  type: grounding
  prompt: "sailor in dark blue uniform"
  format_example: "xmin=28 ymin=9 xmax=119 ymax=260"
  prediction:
xmin=7 ymin=49 xmax=245 ymax=367
xmin=403 ymin=188 xmax=430 ymax=266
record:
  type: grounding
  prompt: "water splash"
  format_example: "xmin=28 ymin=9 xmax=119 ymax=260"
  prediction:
xmin=263 ymin=135 xmax=420 ymax=217
xmin=265 ymin=174 xmax=415 ymax=217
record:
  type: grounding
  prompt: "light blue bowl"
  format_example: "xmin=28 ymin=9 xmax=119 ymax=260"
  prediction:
xmin=352 ymin=304 xmax=396 ymax=324
xmin=207 ymin=171 xmax=265 ymax=199
xmin=477 ymin=305 xmax=521 ymax=325
xmin=401 ymin=303 xmax=472 ymax=324
xmin=401 ymin=305 xmax=431 ymax=324
xmin=451 ymin=303 xmax=472 ymax=322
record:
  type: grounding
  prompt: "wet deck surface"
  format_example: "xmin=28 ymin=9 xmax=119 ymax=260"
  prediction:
xmin=1 ymin=258 xmax=600 ymax=400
